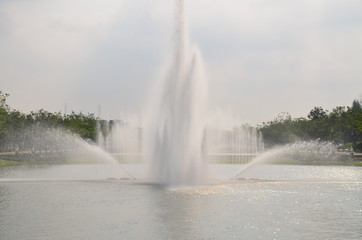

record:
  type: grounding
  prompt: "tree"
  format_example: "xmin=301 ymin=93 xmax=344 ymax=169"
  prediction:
xmin=0 ymin=92 xmax=10 ymax=150
xmin=63 ymin=112 xmax=97 ymax=141
xmin=0 ymin=91 xmax=10 ymax=111
xmin=352 ymin=100 xmax=361 ymax=110
xmin=0 ymin=91 xmax=99 ymax=151
xmin=259 ymin=112 xmax=299 ymax=147
xmin=308 ymin=107 xmax=328 ymax=120
xmin=328 ymin=106 xmax=348 ymax=143
xmin=347 ymin=101 xmax=362 ymax=151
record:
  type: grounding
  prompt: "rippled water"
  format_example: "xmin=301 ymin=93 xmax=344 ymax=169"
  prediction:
xmin=0 ymin=165 xmax=361 ymax=240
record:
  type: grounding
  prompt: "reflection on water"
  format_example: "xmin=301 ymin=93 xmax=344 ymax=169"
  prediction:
xmin=210 ymin=164 xmax=362 ymax=181
xmin=0 ymin=164 xmax=139 ymax=181
xmin=151 ymin=188 xmax=197 ymax=239
xmin=0 ymin=165 xmax=361 ymax=240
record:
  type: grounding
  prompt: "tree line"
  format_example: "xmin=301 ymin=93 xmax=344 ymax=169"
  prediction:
xmin=1 ymin=90 xmax=362 ymax=153
xmin=0 ymin=91 xmax=97 ymax=152
xmin=259 ymin=99 xmax=362 ymax=152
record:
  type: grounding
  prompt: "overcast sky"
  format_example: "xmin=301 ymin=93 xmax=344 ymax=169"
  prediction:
xmin=1 ymin=0 xmax=361 ymax=125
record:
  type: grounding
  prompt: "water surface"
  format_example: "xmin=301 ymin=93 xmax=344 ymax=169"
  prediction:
xmin=0 ymin=165 xmax=361 ymax=240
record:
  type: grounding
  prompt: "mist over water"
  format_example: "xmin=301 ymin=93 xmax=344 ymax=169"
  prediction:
xmin=232 ymin=140 xmax=342 ymax=179
xmin=0 ymin=125 xmax=135 ymax=180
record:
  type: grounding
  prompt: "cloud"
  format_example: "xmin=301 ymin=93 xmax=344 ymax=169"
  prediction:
xmin=0 ymin=0 xmax=124 ymax=112
xmin=185 ymin=0 xmax=362 ymax=123
xmin=0 ymin=0 xmax=361 ymax=124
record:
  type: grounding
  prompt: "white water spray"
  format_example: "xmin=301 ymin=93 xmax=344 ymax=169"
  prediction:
xmin=145 ymin=0 xmax=208 ymax=187
xmin=232 ymin=140 xmax=340 ymax=179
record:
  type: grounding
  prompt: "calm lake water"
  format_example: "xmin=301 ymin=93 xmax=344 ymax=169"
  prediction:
xmin=0 ymin=164 xmax=361 ymax=240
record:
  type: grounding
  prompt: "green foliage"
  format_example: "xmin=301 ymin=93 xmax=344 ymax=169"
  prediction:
xmin=352 ymin=99 xmax=362 ymax=110
xmin=0 ymin=91 xmax=10 ymax=111
xmin=29 ymin=109 xmax=63 ymax=128
xmin=0 ymin=91 xmax=98 ymax=151
xmin=0 ymin=92 xmax=10 ymax=149
xmin=260 ymin=113 xmax=299 ymax=147
xmin=1 ymin=89 xmax=362 ymax=153
xmin=308 ymin=106 xmax=328 ymax=120
xmin=63 ymin=112 xmax=97 ymax=140
xmin=260 ymin=100 xmax=362 ymax=152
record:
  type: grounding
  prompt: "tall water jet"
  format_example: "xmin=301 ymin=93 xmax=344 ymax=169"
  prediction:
xmin=145 ymin=0 xmax=208 ymax=187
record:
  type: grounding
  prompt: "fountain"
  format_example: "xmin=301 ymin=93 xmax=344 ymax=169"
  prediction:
xmin=145 ymin=0 xmax=208 ymax=187
xmin=93 ymin=0 xmax=348 ymax=187
xmin=0 ymin=125 xmax=135 ymax=180
xmin=207 ymin=124 xmax=264 ymax=164
xmin=232 ymin=140 xmax=342 ymax=180
xmin=95 ymin=0 xmax=264 ymax=187
xmin=1 ymin=2 xmax=362 ymax=239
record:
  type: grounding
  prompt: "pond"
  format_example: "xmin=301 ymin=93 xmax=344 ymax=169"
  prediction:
xmin=0 ymin=164 xmax=361 ymax=240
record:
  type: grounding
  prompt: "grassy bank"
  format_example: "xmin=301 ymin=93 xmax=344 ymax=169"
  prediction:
xmin=0 ymin=159 xmax=24 ymax=167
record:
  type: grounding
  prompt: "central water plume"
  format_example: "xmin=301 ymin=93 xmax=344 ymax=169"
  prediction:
xmin=145 ymin=0 xmax=208 ymax=187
